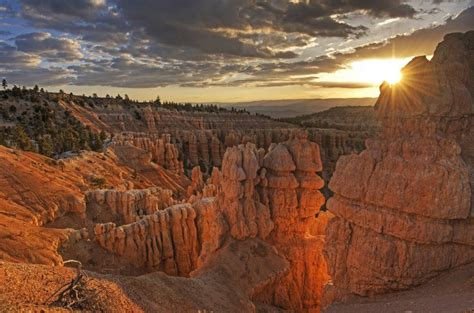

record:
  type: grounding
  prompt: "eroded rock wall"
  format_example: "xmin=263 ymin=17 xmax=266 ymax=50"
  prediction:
xmin=94 ymin=200 xmax=227 ymax=276
xmin=114 ymin=133 xmax=184 ymax=175
xmin=86 ymin=187 xmax=176 ymax=225
xmin=324 ymin=31 xmax=474 ymax=297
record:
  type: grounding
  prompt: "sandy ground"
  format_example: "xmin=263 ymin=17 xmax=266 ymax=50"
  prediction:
xmin=1 ymin=259 xmax=473 ymax=312
xmin=325 ymin=262 xmax=474 ymax=313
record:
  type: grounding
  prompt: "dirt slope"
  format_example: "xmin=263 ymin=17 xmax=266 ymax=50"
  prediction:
xmin=325 ymin=262 xmax=474 ymax=313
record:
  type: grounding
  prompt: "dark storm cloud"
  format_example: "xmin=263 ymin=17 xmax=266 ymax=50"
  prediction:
xmin=14 ymin=32 xmax=83 ymax=61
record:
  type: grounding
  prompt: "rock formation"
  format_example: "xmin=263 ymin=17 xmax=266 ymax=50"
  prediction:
xmin=0 ymin=145 xmax=173 ymax=265
xmin=217 ymin=143 xmax=274 ymax=239
xmin=254 ymin=130 xmax=329 ymax=311
xmin=109 ymin=142 xmax=189 ymax=194
xmin=324 ymin=31 xmax=474 ymax=297
xmin=113 ymin=133 xmax=184 ymax=175
xmin=90 ymin=129 xmax=330 ymax=311
xmin=96 ymin=106 xmax=361 ymax=190
xmin=94 ymin=200 xmax=227 ymax=276
xmin=86 ymin=187 xmax=176 ymax=225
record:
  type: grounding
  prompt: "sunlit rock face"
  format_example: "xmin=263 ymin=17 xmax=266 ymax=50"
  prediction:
xmin=90 ymin=130 xmax=330 ymax=311
xmin=253 ymin=130 xmax=330 ymax=311
xmin=324 ymin=31 xmax=474 ymax=297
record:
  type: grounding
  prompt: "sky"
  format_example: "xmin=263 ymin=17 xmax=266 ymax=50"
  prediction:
xmin=0 ymin=0 xmax=473 ymax=103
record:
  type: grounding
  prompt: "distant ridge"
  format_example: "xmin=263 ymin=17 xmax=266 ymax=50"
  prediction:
xmin=216 ymin=97 xmax=376 ymax=118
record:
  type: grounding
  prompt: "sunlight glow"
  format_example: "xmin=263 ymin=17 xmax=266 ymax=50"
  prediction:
xmin=317 ymin=58 xmax=410 ymax=87
xmin=351 ymin=59 xmax=403 ymax=84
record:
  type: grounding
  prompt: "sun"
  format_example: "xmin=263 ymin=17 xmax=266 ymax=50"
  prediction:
xmin=315 ymin=58 xmax=408 ymax=89
xmin=384 ymin=67 xmax=402 ymax=84
xmin=358 ymin=60 xmax=403 ymax=85
xmin=349 ymin=59 xmax=405 ymax=85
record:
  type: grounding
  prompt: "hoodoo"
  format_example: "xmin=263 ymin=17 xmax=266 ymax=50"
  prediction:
xmin=87 ymin=130 xmax=331 ymax=311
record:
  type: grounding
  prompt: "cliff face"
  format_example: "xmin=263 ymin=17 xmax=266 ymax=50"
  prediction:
xmin=325 ymin=31 xmax=474 ymax=297
xmin=0 ymin=144 xmax=177 ymax=265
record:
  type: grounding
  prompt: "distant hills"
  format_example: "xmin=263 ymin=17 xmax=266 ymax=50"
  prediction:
xmin=217 ymin=97 xmax=376 ymax=118
xmin=281 ymin=105 xmax=380 ymax=134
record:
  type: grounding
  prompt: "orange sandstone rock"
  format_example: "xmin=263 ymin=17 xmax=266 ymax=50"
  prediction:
xmin=324 ymin=31 xmax=474 ymax=298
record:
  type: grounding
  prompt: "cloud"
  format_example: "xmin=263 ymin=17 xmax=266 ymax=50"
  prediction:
xmin=114 ymin=0 xmax=302 ymax=59
xmin=310 ymin=81 xmax=375 ymax=88
xmin=17 ymin=0 xmax=128 ymax=47
xmin=16 ymin=0 xmax=389 ymax=59
xmin=20 ymin=0 xmax=106 ymax=19
xmin=14 ymin=32 xmax=83 ymax=61
xmin=0 ymin=42 xmax=41 ymax=68
xmin=0 ymin=40 xmax=74 ymax=86
xmin=3 ymin=67 xmax=73 ymax=87
xmin=115 ymin=0 xmax=420 ymax=58
xmin=331 ymin=6 xmax=474 ymax=62
xmin=5 ymin=0 xmax=473 ymax=91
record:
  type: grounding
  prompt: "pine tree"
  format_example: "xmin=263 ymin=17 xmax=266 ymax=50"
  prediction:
xmin=89 ymin=131 xmax=103 ymax=151
xmin=38 ymin=135 xmax=54 ymax=157
xmin=99 ymin=130 xmax=107 ymax=142
xmin=2 ymin=79 xmax=7 ymax=90
xmin=155 ymin=95 xmax=161 ymax=105
xmin=14 ymin=125 xmax=33 ymax=151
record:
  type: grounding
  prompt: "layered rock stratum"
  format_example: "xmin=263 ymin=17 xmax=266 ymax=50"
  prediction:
xmin=325 ymin=31 xmax=474 ymax=298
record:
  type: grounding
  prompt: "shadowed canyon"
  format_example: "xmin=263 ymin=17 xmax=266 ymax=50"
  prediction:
xmin=0 ymin=32 xmax=473 ymax=312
